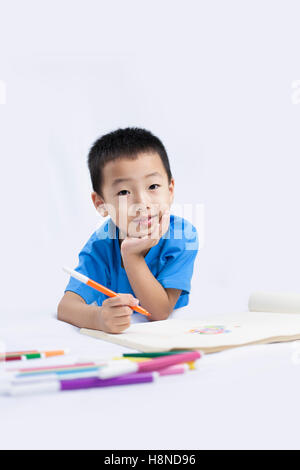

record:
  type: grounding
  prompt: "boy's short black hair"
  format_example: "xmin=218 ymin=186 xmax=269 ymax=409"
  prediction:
xmin=87 ymin=127 xmax=173 ymax=198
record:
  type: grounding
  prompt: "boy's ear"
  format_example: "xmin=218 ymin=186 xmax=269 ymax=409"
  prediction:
xmin=169 ymin=178 xmax=175 ymax=205
xmin=98 ymin=205 xmax=109 ymax=217
xmin=91 ymin=192 xmax=109 ymax=217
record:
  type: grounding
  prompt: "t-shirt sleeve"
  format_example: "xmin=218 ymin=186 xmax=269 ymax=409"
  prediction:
xmin=64 ymin=239 xmax=110 ymax=306
xmin=156 ymin=228 xmax=199 ymax=294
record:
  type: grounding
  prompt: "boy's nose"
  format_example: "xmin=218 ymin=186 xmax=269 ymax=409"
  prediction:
xmin=132 ymin=198 xmax=151 ymax=211
xmin=135 ymin=203 xmax=150 ymax=212
xmin=131 ymin=201 xmax=154 ymax=219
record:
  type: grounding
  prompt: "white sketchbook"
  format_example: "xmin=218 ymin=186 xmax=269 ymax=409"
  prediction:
xmin=80 ymin=291 xmax=300 ymax=353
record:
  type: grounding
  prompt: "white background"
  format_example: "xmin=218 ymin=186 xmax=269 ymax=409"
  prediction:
xmin=1 ymin=0 xmax=300 ymax=450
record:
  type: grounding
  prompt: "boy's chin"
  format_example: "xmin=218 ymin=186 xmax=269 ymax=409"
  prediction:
xmin=127 ymin=228 xmax=151 ymax=238
xmin=122 ymin=223 xmax=154 ymax=238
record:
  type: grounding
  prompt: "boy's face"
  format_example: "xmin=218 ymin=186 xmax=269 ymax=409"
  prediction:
xmin=91 ymin=152 xmax=174 ymax=239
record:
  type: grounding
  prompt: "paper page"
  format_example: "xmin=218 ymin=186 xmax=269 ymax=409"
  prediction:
xmin=248 ymin=291 xmax=300 ymax=313
xmin=80 ymin=311 xmax=300 ymax=352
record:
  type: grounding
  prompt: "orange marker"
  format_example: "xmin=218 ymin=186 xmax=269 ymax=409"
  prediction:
xmin=63 ymin=266 xmax=151 ymax=317
xmin=0 ymin=349 xmax=70 ymax=361
xmin=43 ymin=350 xmax=69 ymax=358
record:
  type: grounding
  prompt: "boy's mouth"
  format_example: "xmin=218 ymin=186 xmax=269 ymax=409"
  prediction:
xmin=133 ymin=215 xmax=157 ymax=227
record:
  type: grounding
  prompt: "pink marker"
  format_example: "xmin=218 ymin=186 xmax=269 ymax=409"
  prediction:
xmin=98 ymin=350 xmax=202 ymax=379
xmin=158 ymin=364 xmax=189 ymax=376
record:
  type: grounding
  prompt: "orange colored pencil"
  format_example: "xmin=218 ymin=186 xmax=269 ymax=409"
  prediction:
xmin=63 ymin=266 xmax=151 ymax=317
xmin=43 ymin=350 xmax=69 ymax=357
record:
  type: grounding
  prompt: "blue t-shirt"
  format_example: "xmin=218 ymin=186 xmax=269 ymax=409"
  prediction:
xmin=64 ymin=214 xmax=199 ymax=313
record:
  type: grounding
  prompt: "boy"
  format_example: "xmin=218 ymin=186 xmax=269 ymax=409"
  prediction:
xmin=57 ymin=127 xmax=199 ymax=334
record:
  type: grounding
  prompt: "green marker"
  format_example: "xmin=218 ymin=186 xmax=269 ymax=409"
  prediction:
xmin=23 ymin=353 xmax=43 ymax=359
xmin=123 ymin=350 xmax=191 ymax=358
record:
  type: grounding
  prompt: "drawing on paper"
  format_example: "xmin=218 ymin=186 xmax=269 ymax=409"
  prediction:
xmin=188 ymin=325 xmax=238 ymax=335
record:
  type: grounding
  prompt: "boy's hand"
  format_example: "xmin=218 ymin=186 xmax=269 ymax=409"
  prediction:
xmin=95 ymin=293 xmax=139 ymax=334
xmin=121 ymin=210 xmax=170 ymax=259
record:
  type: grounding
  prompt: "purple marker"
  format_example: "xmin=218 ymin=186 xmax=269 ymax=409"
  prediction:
xmin=60 ymin=373 xmax=155 ymax=391
xmin=2 ymin=372 xmax=157 ymax=396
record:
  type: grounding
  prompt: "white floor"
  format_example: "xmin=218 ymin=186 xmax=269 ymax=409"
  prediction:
xmin=1 ymin=307 xmax=300 ymax=450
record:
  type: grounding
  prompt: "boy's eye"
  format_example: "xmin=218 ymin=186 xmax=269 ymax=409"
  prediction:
xmin=117 ymin=184 xmax=160 ymax=196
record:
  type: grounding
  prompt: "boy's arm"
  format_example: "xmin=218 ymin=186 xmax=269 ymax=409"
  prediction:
xmin=122 ymin=253 xmax=182 ymax=321
xmin=165 ymin=287 xmax=182 ymax=310
xmin=57 ymin=291 xmax=139 ymax=333
xmin=57 ymin=291 xmax=100 ymax=329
